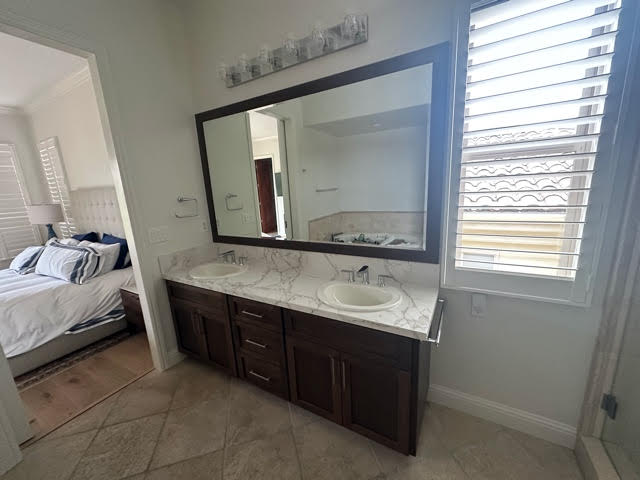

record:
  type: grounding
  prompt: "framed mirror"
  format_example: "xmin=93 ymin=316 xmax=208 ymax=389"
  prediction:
xmin=195 ymin=43 xmax=449 ymax=263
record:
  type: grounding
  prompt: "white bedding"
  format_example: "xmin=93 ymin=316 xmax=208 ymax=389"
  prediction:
xmin=0 ymin=267 xmax=134 ymax=358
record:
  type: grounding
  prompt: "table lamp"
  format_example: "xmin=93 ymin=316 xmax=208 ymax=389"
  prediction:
xmin=27 ymin=204 xmax=65 ymax=240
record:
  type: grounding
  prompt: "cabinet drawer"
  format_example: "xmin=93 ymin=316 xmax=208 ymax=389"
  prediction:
xmin=284 ymin=309 xmax=412 ymax=370
xmin=237 ymin=353 xmax=288 ymax=399
xmin=166 ymin=281 xmax=226 ymax=313
xmin=229 ymin=296 xmax=282 ymax=332
xmin=233 ymin=320 xmax=284 ymax=366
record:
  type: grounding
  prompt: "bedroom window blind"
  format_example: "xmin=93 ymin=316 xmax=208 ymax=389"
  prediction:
xmin=454 ymin=0 xmax=623 ymax=279
xmin=38 ymin=137 xmax=76 ymax=238
xmin=0 ymin=143 xmax=39 ymax=260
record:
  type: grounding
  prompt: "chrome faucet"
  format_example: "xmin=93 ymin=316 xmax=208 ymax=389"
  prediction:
xmin=377 ymin=274 xmax=393 ymax=287
xmin=356 ymin=265 xmax=369 ymax=284
xmin=341 ymin=269 xmax=356 ymax=283
xmin=218 ymin=250 xmax=236 ymax=264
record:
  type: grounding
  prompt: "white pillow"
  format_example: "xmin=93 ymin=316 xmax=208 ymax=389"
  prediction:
xmin=35 ymin=241 xmax=101 ymax=284
xmin=9 ymin=246 xmax=45 ymax=274
xmin=78 ymin=240 xmax=120 ymax=276
xmin=46 ymin=237 xmax=80 ymax=246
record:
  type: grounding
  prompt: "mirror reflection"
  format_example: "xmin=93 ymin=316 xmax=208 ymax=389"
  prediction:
xmin=203 ymin=63 xmax=432 ymax=250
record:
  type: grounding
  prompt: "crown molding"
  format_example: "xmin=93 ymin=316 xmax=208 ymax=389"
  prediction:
xmin=0 ymin=105 xmax=24 ymax=115
xmin=23 ymin=65 xmax=91 ymax=114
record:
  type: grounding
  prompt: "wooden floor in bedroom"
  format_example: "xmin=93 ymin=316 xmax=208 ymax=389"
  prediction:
xmin=18 ymin=333 xmax=153 ymax=444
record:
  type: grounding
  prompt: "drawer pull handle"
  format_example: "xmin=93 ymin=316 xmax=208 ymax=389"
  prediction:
xmin=248 ymin=370 xmax=271 ymax=382
xmin=341 ymin=361 xmax=346 ymax=391
xmin=241 ymin=310 xmax=263 ymax=319
xmin=245 ymin=339 xmax=267 ymax=349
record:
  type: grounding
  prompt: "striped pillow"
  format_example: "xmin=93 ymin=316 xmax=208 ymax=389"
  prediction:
xmin=9 ymin=246 xmax=45 ymax=274
xmin=35 ymin=241 xmax=102 ymax=284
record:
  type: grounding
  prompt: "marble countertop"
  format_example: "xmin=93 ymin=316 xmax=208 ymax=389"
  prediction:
xmin=163 ymin=262 xmax=439 ymax=341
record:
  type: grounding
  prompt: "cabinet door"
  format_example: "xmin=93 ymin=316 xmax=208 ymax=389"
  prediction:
xmin=341 ymin=354 xmax=411 ymax=454
xmin=170 ymin=299 xmax=208 ymax=359
xmin=201 ymin=308 xmax=237 ymax=376
xmin=286 ymin=336 xmax=342 ymax=423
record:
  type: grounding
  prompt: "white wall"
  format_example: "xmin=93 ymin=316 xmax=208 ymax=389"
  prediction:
xmin=0 ymin=0 xmax=212 ymax=370
xmin=28 ymin=68 xmax=113 ymax=190
xmin=181 ymin=0 xmax=612 ymax=438
xmin=0 ymin=110 xmax=47 ymax=204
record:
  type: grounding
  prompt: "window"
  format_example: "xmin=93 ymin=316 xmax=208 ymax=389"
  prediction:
xmin=38 ymin=137 xmax=76 ymax=237
xmin=443 ymin=0 xmax=631 ymax=303
xmin=0 ymin=143 xmax=39 ymax=260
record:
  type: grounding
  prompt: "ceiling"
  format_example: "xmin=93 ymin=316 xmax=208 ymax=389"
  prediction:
xmin=0 ymin=31 xmax=87 ymax=108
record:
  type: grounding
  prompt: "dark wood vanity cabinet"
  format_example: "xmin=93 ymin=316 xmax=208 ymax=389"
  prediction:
xmin=166 ymin=281 xmax=237 ymax=376
xmin=166 ymin=280 xmax=430 ymax=455
xmin=284 ymin=309 xmax=426 ymax=455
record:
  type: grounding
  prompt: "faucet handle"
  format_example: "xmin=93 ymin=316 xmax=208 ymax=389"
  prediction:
xmin=238 ymin=256 xmax=248 ymax=266
xmin=341 ymin=269 xmax=355 ymax=283
xmin=377 ymin=274 xmax=394 ymax=287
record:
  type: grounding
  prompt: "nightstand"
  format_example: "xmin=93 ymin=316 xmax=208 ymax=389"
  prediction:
xmin=120 ymin=286 xmax=145 ymax=333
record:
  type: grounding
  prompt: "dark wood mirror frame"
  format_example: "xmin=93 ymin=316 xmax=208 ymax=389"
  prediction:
xmin=195 ymin=42 xmax=450 ymax=263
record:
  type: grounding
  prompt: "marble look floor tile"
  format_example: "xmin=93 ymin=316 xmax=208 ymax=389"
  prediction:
xmin=372 ymin=412 xmax=467 ymax=480
xmin=103 ymin=370 xmax=180 ymax=426
xmin=453 ymin=430 xmax=544 ymax=478
xmin=428 ymin=404 xmax=504 ymax=452
xmin=70 ymin=413 xmax=165 ymax=480
xmin=46 ymin=391 xmax=121 ymax=440
xmin=294 ymin=418 xmax=383 ymax=480
xmin=145 ymin=451 xmax=223 ymax=480
xmin=149 ymin=395 xmax=228 ymax=469
xmin=226 ymin=380 xmax=291 ymax=446
xmin=170 ymin=360 xmax=230 ymax=410
xmin=2 ymin=430 xmax=96 ymax=480
xmin=223 ymin=430 xmax=300 ymax=480
xmin=507 ymin=428 xmax=583 ymax=479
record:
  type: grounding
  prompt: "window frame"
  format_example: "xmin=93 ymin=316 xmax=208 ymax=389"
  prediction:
xmin=0 ymin=143 xmax=42 ymax=262
xmin=441 ymin=0 xmax=639 ymax=305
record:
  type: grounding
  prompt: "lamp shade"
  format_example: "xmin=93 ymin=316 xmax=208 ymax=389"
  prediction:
xmin=26 ymin=204 xmax=64 ymax=225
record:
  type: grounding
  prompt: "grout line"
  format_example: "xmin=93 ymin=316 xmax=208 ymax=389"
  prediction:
xmin=289 ymin=425 xmax=305 ymax=480
xmin=142 ymin=411 xmax=170 ymax=473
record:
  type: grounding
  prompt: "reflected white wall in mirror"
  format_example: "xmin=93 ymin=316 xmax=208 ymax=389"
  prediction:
xmin=204 ymin=63 xmax=433 ymax=251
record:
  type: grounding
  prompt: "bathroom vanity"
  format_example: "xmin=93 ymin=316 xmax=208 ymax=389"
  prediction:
xmin=164 ymin=256 xmax=443 ymax=456
xmin=168 ymin=43 xmax=450 ymax=455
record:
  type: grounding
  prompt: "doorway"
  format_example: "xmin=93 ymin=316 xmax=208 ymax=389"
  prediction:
xmin=254 ymin=157 xmax=278 ymax=235
xmin=0 ymin=22 xmax=160 ymax=452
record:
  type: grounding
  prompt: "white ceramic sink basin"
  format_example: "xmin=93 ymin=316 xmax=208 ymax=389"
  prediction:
xmin=317 ymin=281 xmax=402 ymax=312
xmin=189 ymin=262 xmax=247 ymax=280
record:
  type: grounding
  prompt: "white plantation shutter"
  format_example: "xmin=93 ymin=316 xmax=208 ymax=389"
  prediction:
xmin=38 ymin=137 xmax=76 ymax=237
xmin=0 ymin=144 xmax=39 ymax=260
xmin=451 ymin=0 xmax=624 ymax=280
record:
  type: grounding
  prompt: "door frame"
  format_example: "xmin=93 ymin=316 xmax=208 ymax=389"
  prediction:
xmin=0 ymin=9 xmax=173 ymax=457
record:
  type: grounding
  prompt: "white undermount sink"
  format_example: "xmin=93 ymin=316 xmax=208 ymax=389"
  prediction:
xmin=317 ymin=281 xmax=403 ymax=312
xmin=189 ymin=262 xmax=247 ymax=280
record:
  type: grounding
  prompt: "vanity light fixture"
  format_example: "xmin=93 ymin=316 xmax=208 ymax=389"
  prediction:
xmin=218 ymin=14 xmax=368 ymax=88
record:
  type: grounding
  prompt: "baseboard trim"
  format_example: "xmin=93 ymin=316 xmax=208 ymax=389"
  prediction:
xmin=428 ymin=384 xmax=577 ymax=448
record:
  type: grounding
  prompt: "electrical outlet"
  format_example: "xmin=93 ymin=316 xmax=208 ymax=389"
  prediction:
xmin=471 ymin=293 xmax=486 ymax=317
xmin=148 ymin=226 xmax=169 ymax=244
xmin=202 ymin=221 xmax=209 ymax=232
xmin=241 ymin=213 xmax=252 ymax=224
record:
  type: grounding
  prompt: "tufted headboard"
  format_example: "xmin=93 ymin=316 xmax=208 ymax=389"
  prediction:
xmin=70 ymin=187 xmax=125 ymax=238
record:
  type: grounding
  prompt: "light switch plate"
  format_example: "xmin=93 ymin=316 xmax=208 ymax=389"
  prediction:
xmin=471 ymin=293 xmax=487 ymax=317
xmin=148 ymin=226 xmax=169 ymax=244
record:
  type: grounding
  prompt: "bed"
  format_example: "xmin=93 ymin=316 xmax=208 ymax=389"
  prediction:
xmin=1 ymin=187 xmax=135 ymax=377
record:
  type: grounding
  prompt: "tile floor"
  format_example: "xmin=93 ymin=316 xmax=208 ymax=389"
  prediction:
xmin=2 ymin=359 xmax=584 ymax=480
